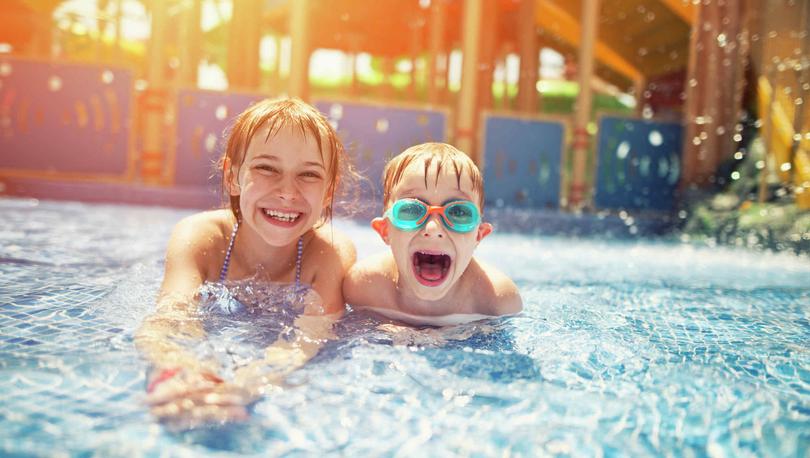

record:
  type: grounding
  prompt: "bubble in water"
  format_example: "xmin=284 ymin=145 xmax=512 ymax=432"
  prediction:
xmin=755 ymin=160 xmax=765 ymax=169
xmin=375 ymin=118 xmax=389 ymax=133
xmin=780 ymin=162 xmax=792 ymax=172
xmin=734 ymin=151 xmax=743 ymax=160
xmin=101 ymin=70 xmax=114 ymax=84
xmin=731 ymin=171 xmax=740 ymax=180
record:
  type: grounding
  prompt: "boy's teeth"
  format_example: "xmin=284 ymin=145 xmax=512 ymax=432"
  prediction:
xmin=264 ymin=209 xmax=300 ymax=222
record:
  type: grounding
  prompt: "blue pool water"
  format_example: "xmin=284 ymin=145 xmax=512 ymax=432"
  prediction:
xmin=1 ymin=197 xmax=808 ymax=456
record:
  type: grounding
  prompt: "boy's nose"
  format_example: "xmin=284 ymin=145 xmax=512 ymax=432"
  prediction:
xmin=421 ymin=215 xmax=445 ymax=238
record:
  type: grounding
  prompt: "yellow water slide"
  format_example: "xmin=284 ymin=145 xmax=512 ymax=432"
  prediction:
xmin=758 ymin=76 xmax=810 ymax=209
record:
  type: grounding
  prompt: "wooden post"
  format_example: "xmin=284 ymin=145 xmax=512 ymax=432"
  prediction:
xmin=142 ymin=0 xmax=168 ymax=184
xmin=517 ymin=0 xmax=539 ymax=113
xmin=179 ymin=0 xmax=202 ymax=87
xmin=456 ymin=0 xmax=483 ymax=161
xmin=289 ymin=0 xmax=310 ymax=100
xmin=428 ymin=0 xmax=447 ymax=105
xmin=569 ymin=0 xmax=599 ymax=209
xmin=227 ymin=0 xmax=262 ymax=89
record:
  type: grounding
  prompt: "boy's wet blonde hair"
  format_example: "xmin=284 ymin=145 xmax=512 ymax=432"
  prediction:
xmin=220 ymin=98 xmax=347 ymax=223
xmin=381 ymin=142 xmax=485 ymax=210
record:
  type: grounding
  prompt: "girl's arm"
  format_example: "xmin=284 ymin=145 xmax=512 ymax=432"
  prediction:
xmin=134 ymin=214 xmax=216 ymax=372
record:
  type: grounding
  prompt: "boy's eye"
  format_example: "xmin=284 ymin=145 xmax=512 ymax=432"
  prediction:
xmin=447 ymin=205 xmax=473 ymax=222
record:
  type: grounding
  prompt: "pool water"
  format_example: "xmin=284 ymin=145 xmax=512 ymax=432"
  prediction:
xmin=1 ymin=197 xmax=808 ymax=456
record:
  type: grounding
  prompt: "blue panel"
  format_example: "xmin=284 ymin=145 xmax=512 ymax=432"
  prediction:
xmin=0 ymin=58 xmax=132 ymax=175
xmin=315 ymin=100 xmax=447 ymax=210
xmin=594 ymin=116 xmax=683 ymax=211
xmin=174 ymin=89 xmax=266 ymax=187
xmin=481 ymin=116 xmax=564 ymax=209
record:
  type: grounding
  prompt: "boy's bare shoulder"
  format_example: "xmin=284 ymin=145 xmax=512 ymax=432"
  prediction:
xmin=469 ymin=258 xmax=523 ymax=316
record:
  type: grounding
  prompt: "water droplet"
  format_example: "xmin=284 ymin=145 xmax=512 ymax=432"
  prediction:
xmin=780 ymin=162 xmax=792 ymax=172
xmin=692 ymin=137 xmax=701 ymax=146
xmin=716 ymin=126 xmax=725 ymax=135
xmin=700 ymin=131 xmax=708 ymax=140
xmin=734 ymin=151 xmax=743 ymax=160
xmin=199 ymin=133 xmax=219 ymax=156
xmin=101 ymin=70 xmax=114 ymax=84
xmin=731 ymin=171 xmax=740 ymax=180
xmin=689 ymin=78 xmax=698 ymax=88
xmin=648 ymin=130 xmax=663 ymax=146
xmin=755 ymin=160 xmax=765 ymax=169
xmin=134 ymin=79 xmax=148 ymax=91
xmin=48 ymin=75 xmax=62 ymax=91
xmin=329 ymin=104 xmax=343 ymax=120
xmin=375 ymin=118 xmax=389 ymax=133
xmin=0 ymin=62 xmax=13 ymax=76
xmin=717 ymin=33 xmax=727 ymax=47
xmin=733 ymin=133 xmax=742 ymax=142
xmin=793 ymin=133 xmax=803 ymax=142
xmin=616 ymin=141 xmax=630 ymax=159
xmin=215 ymin=105 xmax=228 ymax=120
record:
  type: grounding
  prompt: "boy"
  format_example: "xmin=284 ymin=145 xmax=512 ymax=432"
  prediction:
xmin=343 ymin=143 xmax=522 ymax=326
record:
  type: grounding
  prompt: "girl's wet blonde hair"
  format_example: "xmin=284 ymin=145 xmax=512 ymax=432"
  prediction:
xmin=219 ymin=98 xmax=349 ymax=223
xmin=381 ymin=142 xmax=485 ymax=210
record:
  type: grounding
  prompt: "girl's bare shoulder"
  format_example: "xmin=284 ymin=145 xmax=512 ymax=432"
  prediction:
xmin=307 ymin=224 xmax=357 ymax=270
xmin=169 ymin=209 xmax=233 ymax=252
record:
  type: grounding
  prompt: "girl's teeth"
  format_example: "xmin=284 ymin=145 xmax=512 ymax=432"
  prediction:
xmin=264 ymin=209 xmax=299 ymax=222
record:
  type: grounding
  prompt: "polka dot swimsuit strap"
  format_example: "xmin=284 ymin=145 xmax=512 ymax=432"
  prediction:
xmin=219 ymin=221 xmax=304 ymax=289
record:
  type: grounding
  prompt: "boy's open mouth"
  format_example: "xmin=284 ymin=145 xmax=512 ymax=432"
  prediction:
xmin=412 ymin=250 xmax=451 ymax=286
xmin=262 ymin=208 xmax=302 ymax=226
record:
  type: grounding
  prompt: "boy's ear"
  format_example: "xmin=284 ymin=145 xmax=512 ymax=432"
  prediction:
xmin=371 ymin=217 xmax=390 ymax=245
xmin=476 ymin=222 xmax=493 ymax=242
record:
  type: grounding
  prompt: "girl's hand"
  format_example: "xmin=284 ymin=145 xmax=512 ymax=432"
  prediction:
xmin=145 ymin=368 xmax=255 ymax=430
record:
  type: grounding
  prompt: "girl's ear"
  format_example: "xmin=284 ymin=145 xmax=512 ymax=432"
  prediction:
xmin=223 ymin=157 xmax=240 ymax=196
xmin=371 ymin=217 xmax=390 ymax=245
xmin=476 ymin=222 xmax=493 ymax=242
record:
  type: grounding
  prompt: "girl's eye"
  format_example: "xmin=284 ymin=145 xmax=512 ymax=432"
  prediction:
xmin=300 ymin=171 xmax=323 ymax=180
xmin=256 ymin=165 xmax=278 ymax=173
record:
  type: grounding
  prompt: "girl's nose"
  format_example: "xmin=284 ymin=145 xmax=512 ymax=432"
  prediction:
xmin=276 ymin=176 xmax=299 ymax=200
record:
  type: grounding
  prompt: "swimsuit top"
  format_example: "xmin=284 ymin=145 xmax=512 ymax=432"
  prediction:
xmin=218 ymin=221 xmax=304 ymax=288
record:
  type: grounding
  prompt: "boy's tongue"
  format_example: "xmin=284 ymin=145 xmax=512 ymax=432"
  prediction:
xmin=419 ymin=261 xmax=444 ymax=281
xmin=414 ymin=252 xmax=450 ymax=282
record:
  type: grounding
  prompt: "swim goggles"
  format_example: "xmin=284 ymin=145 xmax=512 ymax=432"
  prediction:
xmin=384 ymin=198 xmax=481 ymax=233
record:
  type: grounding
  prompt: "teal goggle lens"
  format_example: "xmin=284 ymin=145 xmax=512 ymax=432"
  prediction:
xmin=386 ymin=199 xmax=480 ymax=233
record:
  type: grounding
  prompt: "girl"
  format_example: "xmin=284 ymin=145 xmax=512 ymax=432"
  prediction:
xmin=136 ymin=98 xmax=356 ymax=428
